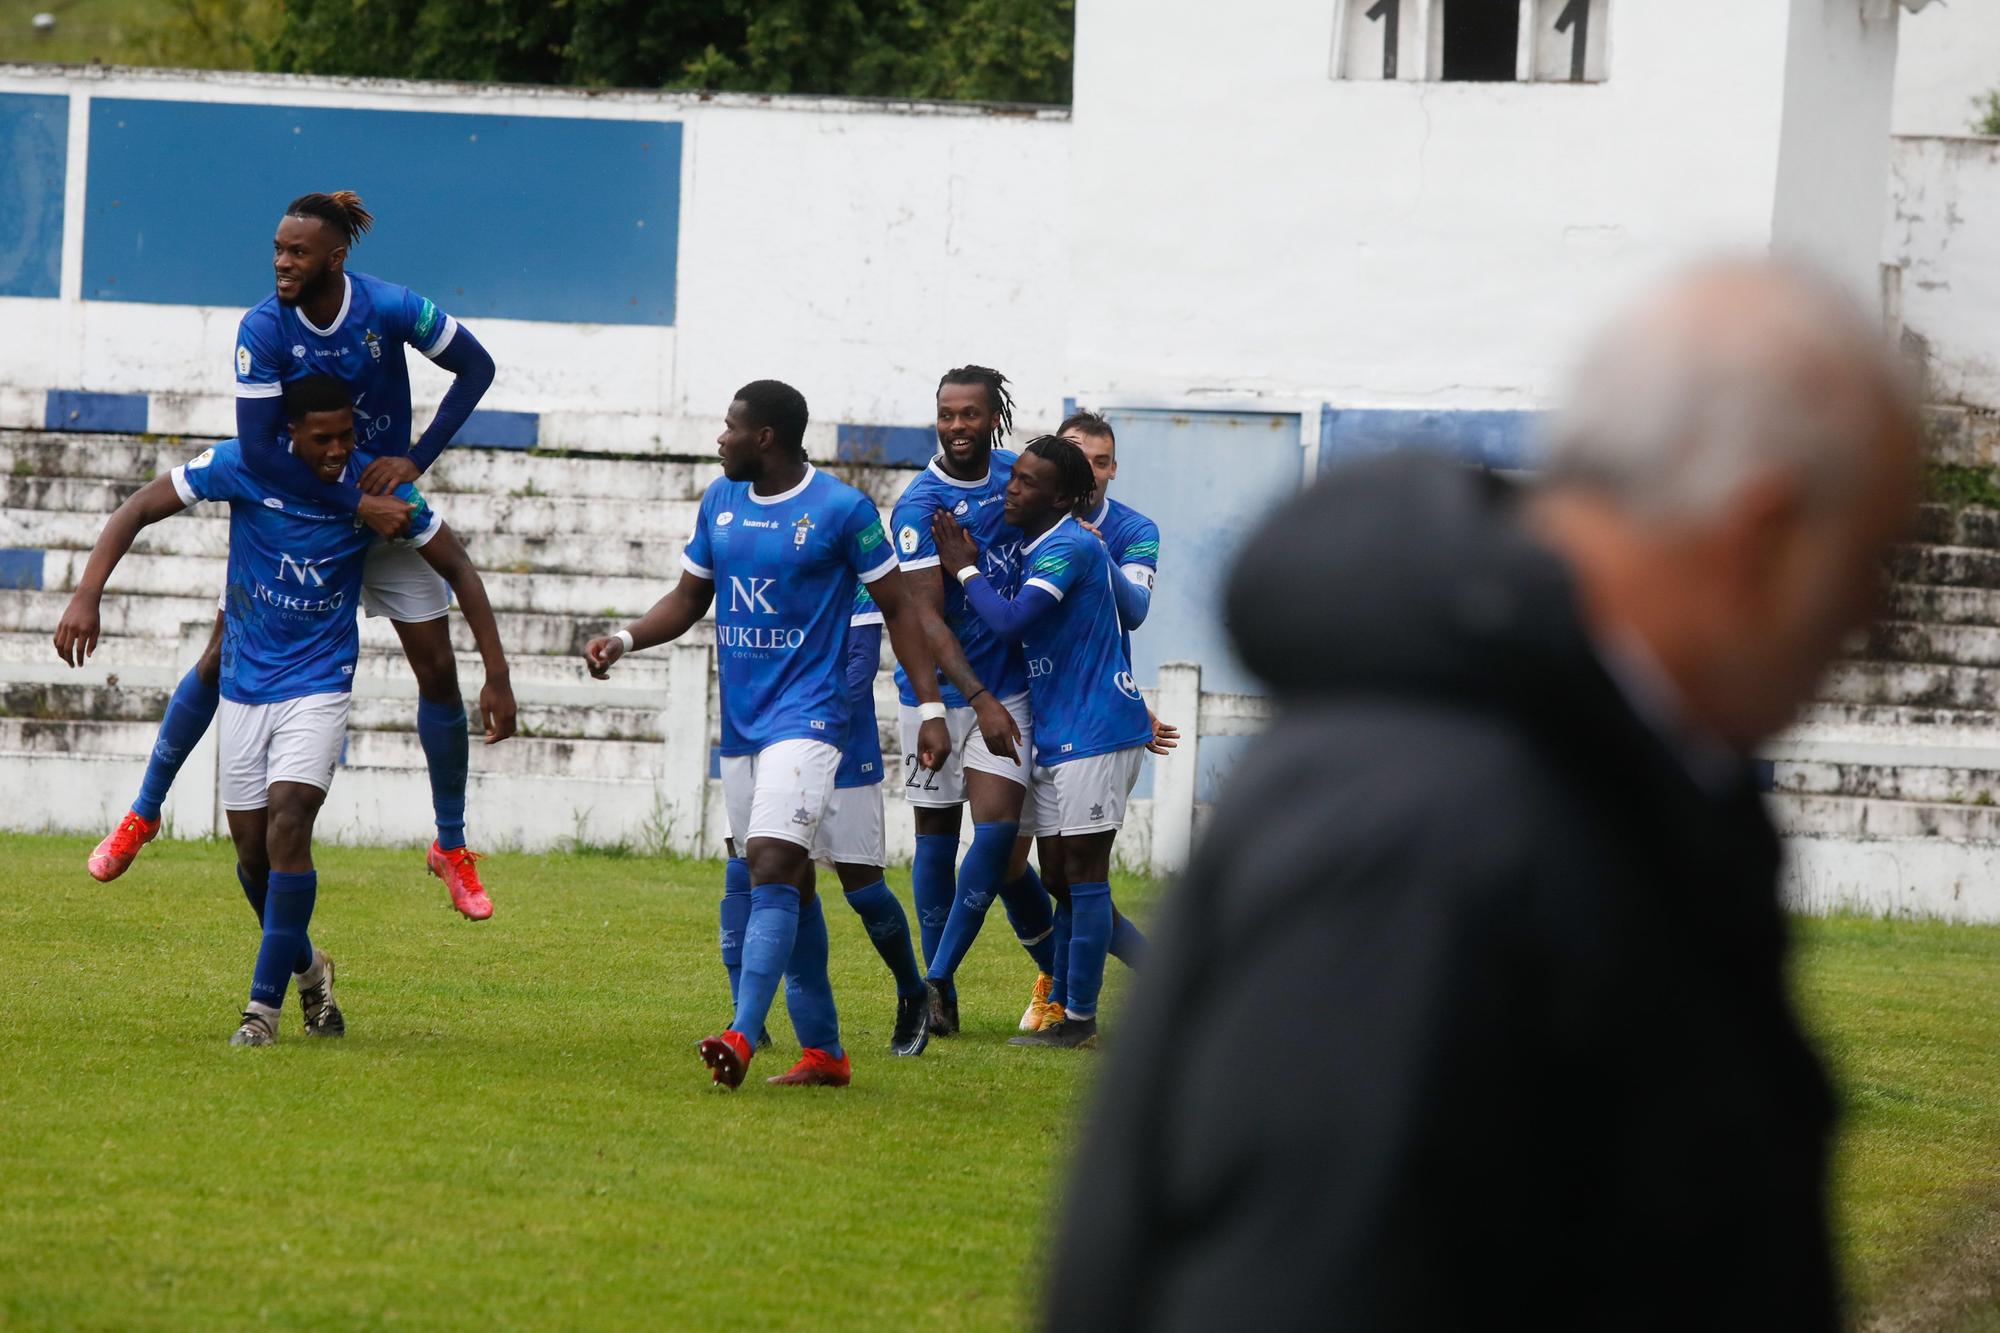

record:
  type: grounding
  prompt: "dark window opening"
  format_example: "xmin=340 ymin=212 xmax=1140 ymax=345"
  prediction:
xmin=1441 ymin=0 xmax=1519 ymax=82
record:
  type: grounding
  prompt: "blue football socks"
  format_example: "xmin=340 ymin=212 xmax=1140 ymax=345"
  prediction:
xmin=844 ymin=879 xmax=924 ymax=998
xmin=133 ymin=665 xmax=219 ymax=822
xmin=730 ymin=883 xmax=800 ymax=1043
xmin=783 ymin=894 xmax=843 ymax=1058
xmin=998 ymin=863 xmax=1058 ymax=974
xmin=1049 ymin=902 xmax=1072 ymax=1010
xmin=237 ymin=863 xmax=313 ymax=973
xmin=1109 ymin=909 xmax=1149 ymax=969
xmin=415 ymin=695 xmax=470 ymax=852
xmin=250 ymin=870 xmax=317 ymax=1009
xmin=927 ymin=821 xmax=1016 ymax=982
xmin=1064 ymin=881 xmax=1113 ymax=1022
xmin=719 ymin=856 xmax=751 ymax=1002
xmin=911 ymin=834 xmax=957 ymax=971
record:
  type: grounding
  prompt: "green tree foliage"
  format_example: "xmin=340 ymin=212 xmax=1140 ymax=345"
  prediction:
xmin=263 ymin=0 xmax=1073 ymax=104
xmin=1975 ymin=88 xmax=2000 ymax=138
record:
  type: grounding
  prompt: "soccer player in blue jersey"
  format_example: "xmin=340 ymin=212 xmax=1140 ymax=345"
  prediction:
xmin=999 ymin=409 xmax=1175 ymax=1029
xmin=584 ymin=380 xmax=970 ymax=1089
xmin=934 ymin=434 xmax=1156 ymax=1049
xmin=87 ymin=191 xmax=504 ymax=923
xmin=55 ymin=376 xmax=517 ymax=1045
xmin=888 ymin=367 xmax=1059 ymax=1037
xmin=808 ymin=583 xmax=931 ymax=1056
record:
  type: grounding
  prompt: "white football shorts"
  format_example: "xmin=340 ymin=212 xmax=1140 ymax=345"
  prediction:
xmin=814 ymin=780 xmax=887 ymax=868
xmin=897 ymin=691 xmax=1033 ymax=808
xmin=720 ymin=737 xmax=842 ymax=852
xmin=1030 ymin=745 xmax=1146 ymax=838
xmin=218 ymin=690 xmax=352 ymax=811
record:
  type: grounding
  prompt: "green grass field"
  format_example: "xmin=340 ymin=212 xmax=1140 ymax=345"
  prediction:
xmin=2 ymin=833 xmax=1998 ymax=1328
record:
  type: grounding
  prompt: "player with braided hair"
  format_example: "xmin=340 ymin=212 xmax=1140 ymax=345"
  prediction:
xmin=886 ymin=366 xmax=1062 ymax=1039
xmin=86 ymin=189 xmax=506 ymax=923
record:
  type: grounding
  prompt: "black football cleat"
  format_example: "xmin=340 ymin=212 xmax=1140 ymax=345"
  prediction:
xmin=924 ymin=978 xmax=960 ymax=1038
xmin=1006 ymin=1015 xmax=1099 ymax=1049
xmin=891 ymin=993 xmax=931 ymax=1057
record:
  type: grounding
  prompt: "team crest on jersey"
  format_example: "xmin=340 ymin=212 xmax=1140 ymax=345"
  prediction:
xmin=899 ymin=525 xmax=919 ymax=555
xmin=953 ymin=500 xmax=969 ymax=517
xmin=364 ymin=329 xmax=382 ymax=361
xmin=235 ymin=345 xmax=251 ymax=377
xmin=793 ymin=514 xmax=814 ymax=548
xmin=717 ymin=511 xmax=734 ymax=527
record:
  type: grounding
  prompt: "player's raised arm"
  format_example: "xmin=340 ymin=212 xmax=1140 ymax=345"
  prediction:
xmin=53 ymin=473 xmax=193 ymax=667
xmin=415 ymin=522 xmax=517 ymax=745
xmin=361 ymin=290 xmax=496 ymax=495
xmin=934 ymin=509 xmax=1062 ymax=638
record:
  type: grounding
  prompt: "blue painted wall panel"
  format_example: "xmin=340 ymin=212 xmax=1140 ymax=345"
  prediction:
xmin=0 ymin=93 xmax=67 ymax=299
xmin=0 ymin=549 xmax=46 ymax=591
xmin=1320 ymin=407 xmax=1545 ymax=471
xmin=455 ymin=409 xmax=539 ymax=450
xmin=83 ymin=99 xmax=680 ymax=325
xmin=45 ymin=389 xmax=147 ymax=433
xmin=837 ymin=424 xmax=935 ymax=467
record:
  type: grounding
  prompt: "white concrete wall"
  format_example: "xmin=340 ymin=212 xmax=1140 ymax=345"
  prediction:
xmin=1889 ymin=134 xmax=2000 ymax=411
xmin=0 ymin=66 xmax=1071 ymax=452
xmin=1065 ymin=0 xmax=1892 ymax=411
xmin=1893 ymin=0 xmax=2000 ymax=136
xmin=1771 ymin=0 xmax=1901 ymax=300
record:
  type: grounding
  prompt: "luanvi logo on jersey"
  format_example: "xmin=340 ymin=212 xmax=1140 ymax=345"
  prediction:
xmin=1114 ymin=670 xmax=1142 ymax=701
xmin=277 ymin=553 xmax=329 ymax=587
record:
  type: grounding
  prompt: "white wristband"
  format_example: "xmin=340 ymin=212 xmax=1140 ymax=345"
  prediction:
xmin=917 ymin=701 xmax=949 ymax=722
xmin=955 ymin=565 xmax=980 ymax=585
xmin=614 ymin=629 xmax=635 ymax=655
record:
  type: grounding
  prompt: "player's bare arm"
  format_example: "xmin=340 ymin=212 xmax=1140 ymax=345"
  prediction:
xmin=54 ymin=474 xmax=191 ymax=667
xmin=584 ymin=570 xmax=716 ymax=679
xmin=416 ymin=523 xmax=518 ymax=744
xmin=899 ymin=552 xmax=1022 ymax=761
xmin=864 ymin=566 xmax=953 ymax=772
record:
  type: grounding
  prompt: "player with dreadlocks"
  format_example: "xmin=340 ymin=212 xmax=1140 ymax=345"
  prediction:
xmin=933 ymin=433 xmax=1155 ymax=1048
xmin=885 ymin=366 xmax=1061 ymax=1039
xmin=85 ymin=190 xmax=506 ymax=922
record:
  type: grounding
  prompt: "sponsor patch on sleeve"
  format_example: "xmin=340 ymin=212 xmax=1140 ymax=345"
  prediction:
xmin=187 ymin=448 xmax=216 ymax=470
xmin=235 ymin=345 xmax=251 ymax=378
xmin=414 ymin=298 xmax=439 ymax=340
xmin=858 ymin=520 xmax=886 ymax=552
xmin=898 ymin=525 xmax=919 ymax=555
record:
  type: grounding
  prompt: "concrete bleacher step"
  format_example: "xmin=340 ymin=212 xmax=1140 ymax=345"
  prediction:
xmin=0 ymin=431 xmax=727 ymax=504
xmin=1768 ymin=759 xmax=2000 ymax=806
xmin=1911 ymin=502 xmax=2000 ymax=550
xmin=1769 ymin=792 xmax=2000 ymax=843
xmin=1921 ymin=407 xmax=2000 ymax=471
xmin=1 ymin=506 xmax=693 ymax=580
xmin=1858 ymin=619 xmax=2000 ymax=669
xmin=0 ymin=691 xmax=664 ymax=744
xmin=1885 ymin=543 xmax=2000 ymax=591
xmin=1882 ymin=583 xmax=2000 ymax=627
xmin=1817 ymin=659 xmax=2000 ymax=712
xmin=1794 ymin=700 xmax=2000 ymax=731
xmin=32 ymin=549 xmax=665 ymax=620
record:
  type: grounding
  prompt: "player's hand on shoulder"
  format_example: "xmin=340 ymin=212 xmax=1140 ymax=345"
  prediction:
xmin=583 ymin=635 xmax=624 ymax=679
xmin=932 ymin=510 xmax=977 ymax=572
xmin=1147 ymin=709 xmax=1180 ymax=756
xmin=971 ymin=692 xmax=1022 ymax=762
xmin=53 ymin=594 xmax=99 ymax=668
xmin=359 ymin=455 xmax=421 ymax=497
xmin=357 ymin=492 xmax=416 ymax=539
xmin=479 ymin=672 xmax=517 ymax=745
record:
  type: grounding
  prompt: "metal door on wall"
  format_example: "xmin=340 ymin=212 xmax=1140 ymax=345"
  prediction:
xmin=1097 ymin=407 xmax=1304 ymax=802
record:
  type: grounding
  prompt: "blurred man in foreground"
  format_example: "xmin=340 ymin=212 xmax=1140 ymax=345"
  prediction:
xmin=1047 ymin=262 xmax=1922 ymax=1330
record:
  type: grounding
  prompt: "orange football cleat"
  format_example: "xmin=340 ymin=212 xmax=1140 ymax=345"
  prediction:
xmin=698 ymin=1030 xmax=755 ymax=1089
xmin=427 ymin=842 xmax=493 ymax=920
xmin=89 ymin=811 xmax=161 ymax=883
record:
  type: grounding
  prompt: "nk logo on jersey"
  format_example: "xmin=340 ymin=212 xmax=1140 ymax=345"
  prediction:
xmin=277 ymin=553 xmax=329 ymax=587
xmin=728 ymin=577 xmax=777 ymax=614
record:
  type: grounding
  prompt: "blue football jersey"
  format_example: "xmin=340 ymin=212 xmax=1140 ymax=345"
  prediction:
xmin=682 ymin=466 xmax=897 ymax=757
xmin=1014 ymin=517 xmax=1153 ymax=766
xmin=836 ymin=583 xmax=886 ymax=789
xmin=1087 ymin=494 xmax=1162 ymax=665
xmin=234 ymin=271 xmax=459 ymax=465
xmin=171 ymin=439 xmax=438 ymax=705
xmin=889 ymin=450 xmax=1026 ymax=708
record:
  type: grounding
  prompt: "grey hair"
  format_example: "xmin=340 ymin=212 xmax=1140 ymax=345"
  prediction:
xmin=1541 ymin=261 xmax=1910 ymax=524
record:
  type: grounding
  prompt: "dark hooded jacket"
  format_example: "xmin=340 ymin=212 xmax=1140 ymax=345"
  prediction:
xmin=1047 ymin=455 xmax=1837 ymax=1331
